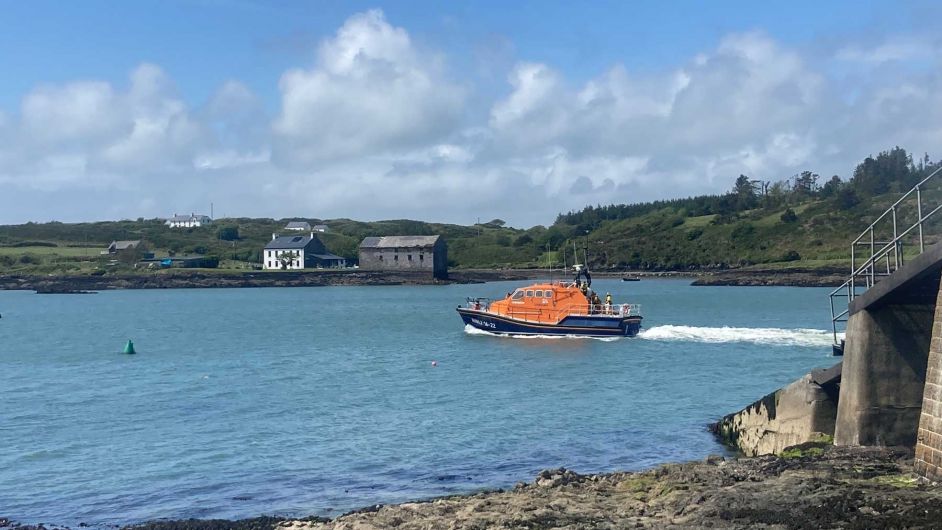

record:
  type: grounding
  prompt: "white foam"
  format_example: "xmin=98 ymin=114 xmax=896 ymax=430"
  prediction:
xmin=639 ymin=325 xmax=839 ymax=347
xmin=463 ymin=324 xmax=622 ymax=342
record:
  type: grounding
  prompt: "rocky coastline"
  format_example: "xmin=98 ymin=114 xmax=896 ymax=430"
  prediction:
xmin=691 ymin=266 xmax=846 ymax=287
xmin=3 ymin=445 xmax=939 ymax=530
xmin=0 ymin=267 xmax=848 ymax=293
xmin=0 ymin=269 xmax=535 ymax=294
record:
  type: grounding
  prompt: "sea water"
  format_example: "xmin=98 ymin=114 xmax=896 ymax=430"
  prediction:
xmin=0 ymin=279 xmax=837 ymax=526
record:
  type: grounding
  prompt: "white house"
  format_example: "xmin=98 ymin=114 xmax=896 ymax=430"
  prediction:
xmin=313 ymin=224 xmax=329 ymax=233
xmin=166 ymin=213 xmax=212 ymax=228
xmin=263 ymin=232 xmax=346 ymax=270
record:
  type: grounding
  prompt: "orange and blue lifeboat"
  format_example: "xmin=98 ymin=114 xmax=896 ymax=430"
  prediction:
xmin=456 ymin=281 xmax=642 ymax=337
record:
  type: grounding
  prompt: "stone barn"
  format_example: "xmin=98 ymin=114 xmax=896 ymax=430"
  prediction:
xmin=358 ymin=235 xmax=447 ymax=279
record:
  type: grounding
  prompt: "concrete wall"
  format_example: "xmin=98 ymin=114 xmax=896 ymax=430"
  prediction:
xmin=916 ymin=277 xmax=942 ymax=481
xmin=834 ymin=303 xmax=934 ymax=447
xmin=712 ymin=372 xmax=837 ymax=456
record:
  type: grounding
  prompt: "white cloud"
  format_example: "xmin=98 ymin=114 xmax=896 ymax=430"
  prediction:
xmin=272 ymin=9 xmax=465 ymax=165
xmin=836 ymin=36 xmax=937 ymax=65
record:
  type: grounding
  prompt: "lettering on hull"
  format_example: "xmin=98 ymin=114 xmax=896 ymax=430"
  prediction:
xmin=470 ymin=317 xmax=497 ymax=329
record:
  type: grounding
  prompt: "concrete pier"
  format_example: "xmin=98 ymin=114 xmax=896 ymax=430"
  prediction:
xmin=834 ymin=303 xmax=934 ymax=447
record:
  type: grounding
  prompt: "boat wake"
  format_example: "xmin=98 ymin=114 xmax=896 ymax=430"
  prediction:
xmin=639 ymin=325 xmax=838 ymax=347
xmin=463 ymin=324 xmax=622 ymax=342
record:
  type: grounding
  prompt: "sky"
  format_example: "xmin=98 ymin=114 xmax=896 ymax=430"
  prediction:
xmin=2 ymin=0 xmax=942 ymax=227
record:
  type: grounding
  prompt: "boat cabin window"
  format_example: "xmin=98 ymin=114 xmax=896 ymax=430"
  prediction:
xmin=534 ymin=290 xmax=543 ymax=297
xmin=511 ymin=290 xmax=524 ymax=300
xmin=526 ymin=290 xmax=534 ymax=297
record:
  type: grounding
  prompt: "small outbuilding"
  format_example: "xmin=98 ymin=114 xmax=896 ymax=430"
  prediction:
xmin=358 ymin=235 xmax=447 ymax=279
xmin=263 ymin=232 xmax=346 ymax=270
xmin=284 ymin=221 xmax=312 ymax=231
xmin=102 ymin=240 xmax=142 ymax=255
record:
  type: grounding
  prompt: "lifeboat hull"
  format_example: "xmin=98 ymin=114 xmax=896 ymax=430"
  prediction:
xmin=457 ymin=308 xmax=642 ymax=337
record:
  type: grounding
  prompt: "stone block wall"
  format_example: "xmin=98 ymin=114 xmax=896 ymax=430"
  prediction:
xmin=915 ymin=276 xmax=942 ymax=481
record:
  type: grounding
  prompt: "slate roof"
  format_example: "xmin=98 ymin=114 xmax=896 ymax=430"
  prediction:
xmin=168 ymin=214 xmax=211 ymax=222
xmin=310 ymin=253 xmax=345 ymax=261
xmin=285 ymin=221 xmax=311 ymax=229
xmin=359 ymin=235 xmax=441 ymax=249
xmin=110 ymin=240 xmax=141 ymax=250
xmin=265 ymin=235 xmax=315 ymax=250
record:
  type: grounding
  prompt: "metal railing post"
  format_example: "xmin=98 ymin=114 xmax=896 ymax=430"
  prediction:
xmin=892 ymin=206 xmax=899 ymax=270
xmin=850 ymin=242 xmax=855 ymax=299
xmin=917 ymin=185 xmax=925 ymax=253
xmin=869 ymin=227 xmax=875 ymax=287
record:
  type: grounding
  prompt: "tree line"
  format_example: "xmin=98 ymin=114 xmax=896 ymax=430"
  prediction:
xmin=555 ymin=147 xmax=940 ymax=232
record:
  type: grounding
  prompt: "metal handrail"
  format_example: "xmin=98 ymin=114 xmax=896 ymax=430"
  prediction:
xmin=830 ymin=165 xmax=942 ymax=343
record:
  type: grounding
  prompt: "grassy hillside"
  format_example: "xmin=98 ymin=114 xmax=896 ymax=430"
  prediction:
xmin=1 ymin=148 xmax=939 ymax=276
xmin=0 ymin=193 xmax=929 ymax=276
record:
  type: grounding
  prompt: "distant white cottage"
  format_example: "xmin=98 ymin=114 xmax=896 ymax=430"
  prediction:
xmin=284 ymin=221 xmax=312 ymax=231
xmin=166 ymin=213 xmax=212 ymax=228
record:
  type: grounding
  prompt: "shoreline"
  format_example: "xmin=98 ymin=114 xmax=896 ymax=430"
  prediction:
xmin=0 ymin=268 xmax=844 ymax=294
xmin=4 ymin=445 xmax=939 ymax=530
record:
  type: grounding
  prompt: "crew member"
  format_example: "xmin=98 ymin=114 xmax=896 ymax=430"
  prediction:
xmin=605 ymin=292 xmax=613 ymax=313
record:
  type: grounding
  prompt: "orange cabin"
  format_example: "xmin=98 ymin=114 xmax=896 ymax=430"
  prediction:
xmin=486 ymin=281 xmax=597 ymax=324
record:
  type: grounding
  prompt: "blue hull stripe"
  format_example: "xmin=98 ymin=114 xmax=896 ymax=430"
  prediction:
xmin=457 ymin=308 xmax=642 ymax=337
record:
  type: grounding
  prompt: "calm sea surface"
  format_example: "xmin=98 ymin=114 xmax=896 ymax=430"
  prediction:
xmin=0 ymin=279 xmax=837 ymax=526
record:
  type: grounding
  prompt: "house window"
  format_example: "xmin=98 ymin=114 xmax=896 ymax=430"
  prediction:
xmin=394 ymin=255 xmax=398 ymax=261
xmin=407 ymin=254 xmax=412 ymax=261
xmin=419 ymin=254 xmax=424 ymax=261
xmin=378 ymin=255 xmax=383 ymax=261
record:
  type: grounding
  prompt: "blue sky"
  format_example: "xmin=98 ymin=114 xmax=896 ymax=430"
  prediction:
xmin=1 ymin=1 xmax=941 ymax=225
xmin=0 ymin=0 xmax=915 ymax=109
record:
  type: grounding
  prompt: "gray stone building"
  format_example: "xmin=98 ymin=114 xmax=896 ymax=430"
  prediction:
xmin=358 ymin=235 xmax=447 ymax=278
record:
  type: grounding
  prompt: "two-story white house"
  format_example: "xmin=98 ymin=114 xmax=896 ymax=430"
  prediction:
xmin=263 ymin=232 xmax=346 ymax=270
xmin=166 ymin=213 xmax=212 ymax=228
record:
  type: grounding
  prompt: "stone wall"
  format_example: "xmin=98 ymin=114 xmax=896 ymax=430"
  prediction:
xmin=712 ymin=371 xmax=838 ymax=456
xmin=358 ymin=240 xmax=448 ymax=279
xmin=916 ymin=275 xmax=942 ymax=481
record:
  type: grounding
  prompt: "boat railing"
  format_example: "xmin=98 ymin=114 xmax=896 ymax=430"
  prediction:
xmin=578 ymin=303 xmax=642 ymax=317
xmin=464 ymin=298 xmax=491 ymax=311
xmin=570 ymin=304 xmax=645 ymax=318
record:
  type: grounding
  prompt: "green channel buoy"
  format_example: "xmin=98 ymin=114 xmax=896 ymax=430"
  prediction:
xmin=123 ymin=339 xmax=136 ymax=355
